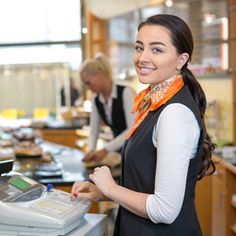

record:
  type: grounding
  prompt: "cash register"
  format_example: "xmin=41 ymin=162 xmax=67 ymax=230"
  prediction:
xmin=0 ymin=160 xmax=94 ymax=235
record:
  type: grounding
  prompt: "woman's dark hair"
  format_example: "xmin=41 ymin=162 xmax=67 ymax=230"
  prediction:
xmin=138 ymin=14 xmax=215 ymax=179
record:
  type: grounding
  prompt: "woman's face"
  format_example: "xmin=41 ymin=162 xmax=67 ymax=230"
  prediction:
xmin=133 ymin=25 xmax=186 ymax=85
xmin=80 ymin=71 xmax=103 ymax=93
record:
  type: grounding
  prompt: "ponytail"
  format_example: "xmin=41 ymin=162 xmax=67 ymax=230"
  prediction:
xmin=181 ymin=67 xmax=216 ymax=179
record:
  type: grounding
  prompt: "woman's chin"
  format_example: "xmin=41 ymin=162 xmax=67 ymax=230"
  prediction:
xmin=138 ymin=77 xmax=151 ymax=84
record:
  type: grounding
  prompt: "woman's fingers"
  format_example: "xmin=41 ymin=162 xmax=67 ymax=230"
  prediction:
xmin=89 ymin=173 xmax=95 ymax=182
xmin=71 ymin=181 xmax=91 ymax=199
xmin=94 ymin=167 xmax=101 ymax=171
xmin=74 ymin=192 xmax=94 ymax=201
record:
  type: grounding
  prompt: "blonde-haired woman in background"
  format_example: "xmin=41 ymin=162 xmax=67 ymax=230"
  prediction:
xmin=80 ymin=53 xmax=136 ymax=162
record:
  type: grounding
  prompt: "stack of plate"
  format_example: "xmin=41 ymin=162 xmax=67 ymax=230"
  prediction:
xmin=34 ymin=162 xmax=63 ymax=179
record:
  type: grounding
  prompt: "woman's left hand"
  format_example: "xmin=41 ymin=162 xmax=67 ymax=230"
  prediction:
xmin=89 ymin=166 xmax=117 ymax=198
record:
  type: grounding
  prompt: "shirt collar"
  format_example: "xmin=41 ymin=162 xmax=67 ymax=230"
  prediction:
xmin=98 ymin=83 xmax=117 ymax=104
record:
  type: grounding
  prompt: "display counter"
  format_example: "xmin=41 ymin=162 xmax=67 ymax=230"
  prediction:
xmin=6 ymin=128 xmax=236 ymax=235
xmin=13 ymin=140 xmax=121 ymax=190
xmin=67 ymin=214 xmax=107 ymax=236
xmin=38 ymin=117 xmax=89 ymax=148
xmin=41 ymin=129 xmax=79 ymax=148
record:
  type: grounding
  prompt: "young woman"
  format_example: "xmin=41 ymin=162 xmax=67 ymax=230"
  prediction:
xmin=71 ymin=14 xmax=215 ymax=236
xmin=80 ymin=53 xmax=136 ymax=162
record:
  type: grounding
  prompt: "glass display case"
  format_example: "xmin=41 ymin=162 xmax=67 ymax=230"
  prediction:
xmin=107 ymin=0 xmax=229 ymax=80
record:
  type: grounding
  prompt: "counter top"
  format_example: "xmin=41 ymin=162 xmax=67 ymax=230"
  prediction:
xmin=213 ymin=155 xmax=236 ymax=175
xmin=15 ymin=142 xmax=235 ymax=187
xmin=14 ymin=141 xmax=121 ymax=186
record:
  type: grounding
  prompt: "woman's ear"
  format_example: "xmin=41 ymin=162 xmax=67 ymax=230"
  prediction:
xmin=177 ymin=53 xmax=189 ymax=70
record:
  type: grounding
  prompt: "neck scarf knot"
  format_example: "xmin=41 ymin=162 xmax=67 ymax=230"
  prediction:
xmin=127 ymin=75 xmax=184 ymax=139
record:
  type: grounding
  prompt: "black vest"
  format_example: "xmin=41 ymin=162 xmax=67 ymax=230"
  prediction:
xmin=95 ymin=85 xmax=127 ymax=137
xmin=114 ymin=86 xmax=204 ymax=236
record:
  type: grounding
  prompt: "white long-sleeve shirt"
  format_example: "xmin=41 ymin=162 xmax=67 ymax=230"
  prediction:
xmin=146 ymin=103 xmax=200 ymax=224
xmin=88 ymin=84 xmax=136 ymax=152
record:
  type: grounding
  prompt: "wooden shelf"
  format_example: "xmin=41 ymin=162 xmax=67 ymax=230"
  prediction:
xmin=195 ymin=155 xmax=236 ymax=236
xmin=230 ymin=225 xmax=236 ymax=234
xmin=232 ymin=201 xmax=236 ymax=209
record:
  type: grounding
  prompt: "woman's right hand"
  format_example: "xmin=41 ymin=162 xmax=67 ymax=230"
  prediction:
xmin=71 ymin=180 xmax=104 ymax=201
xmin=82 ymin=151 xmax=96 ymax=162
xmin=82 ymin=148 xmax=108 ymax=163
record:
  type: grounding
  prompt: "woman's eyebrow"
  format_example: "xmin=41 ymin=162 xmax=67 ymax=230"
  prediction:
xmin=135 ymin=40 xmax=166 ymax=47
xmin=150 ymin=41 xmax=166 ymax=47
xmin=135 ymin=40 xmax=143 ymax=45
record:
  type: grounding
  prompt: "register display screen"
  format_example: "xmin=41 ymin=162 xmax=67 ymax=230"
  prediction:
xmin=9 ymin=177 xmax=32 ymax=190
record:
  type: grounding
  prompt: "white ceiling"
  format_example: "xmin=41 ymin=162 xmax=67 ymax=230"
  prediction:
xmin=87 ymin=0 xmax=164 ymax=19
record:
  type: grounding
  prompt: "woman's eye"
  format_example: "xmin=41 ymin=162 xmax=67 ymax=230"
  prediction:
xmin=152 ymin=48 xmax=162 ymax=53
xmin=134 ymin=45 xmax=143 ymax=52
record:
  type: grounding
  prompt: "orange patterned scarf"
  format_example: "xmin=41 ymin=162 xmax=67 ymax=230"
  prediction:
xmin=126 ymin=75 xmax=184 ymax=139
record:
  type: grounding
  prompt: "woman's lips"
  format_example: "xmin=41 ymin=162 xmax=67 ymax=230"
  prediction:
xmin=137 ymin=66 xmax=157 ymax=75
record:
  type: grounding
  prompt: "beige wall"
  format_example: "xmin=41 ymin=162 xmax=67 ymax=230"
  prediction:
xmin=129 ymin=76 xmax=233 ymax=144
xmin=199 ymin=77 xmax=233 ymax=144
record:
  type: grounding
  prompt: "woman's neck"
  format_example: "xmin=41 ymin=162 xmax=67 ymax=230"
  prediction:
xmin=102 ymin=82 xmax=112 ymax=103
xmin=150 ymin=74 xmax=180 ymax=90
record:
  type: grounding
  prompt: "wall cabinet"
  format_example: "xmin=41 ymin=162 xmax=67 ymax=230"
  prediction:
xmin=195 ymin=156 xmax=236 ymax=236
xmin=41 ymin=129 xmax=78 ymax=148
xmin=212 ymin=164 xmax=226 ymax=236
xmin=87 ymin=12 xmax=107 ymax=58
xmin=225 ymin=165 xmax=236 ymax=235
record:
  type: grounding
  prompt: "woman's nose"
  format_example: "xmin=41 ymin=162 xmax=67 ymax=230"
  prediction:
xmin=138 ymin=50 xmax=151 ymax=63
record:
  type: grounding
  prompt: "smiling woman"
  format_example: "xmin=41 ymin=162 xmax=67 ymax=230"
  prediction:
xmin=71 ymin=14 xmax=215 ymax=236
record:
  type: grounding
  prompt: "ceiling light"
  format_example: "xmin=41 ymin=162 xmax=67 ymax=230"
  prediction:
xmin=165 ymin=0 xmax=173 ymax=7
